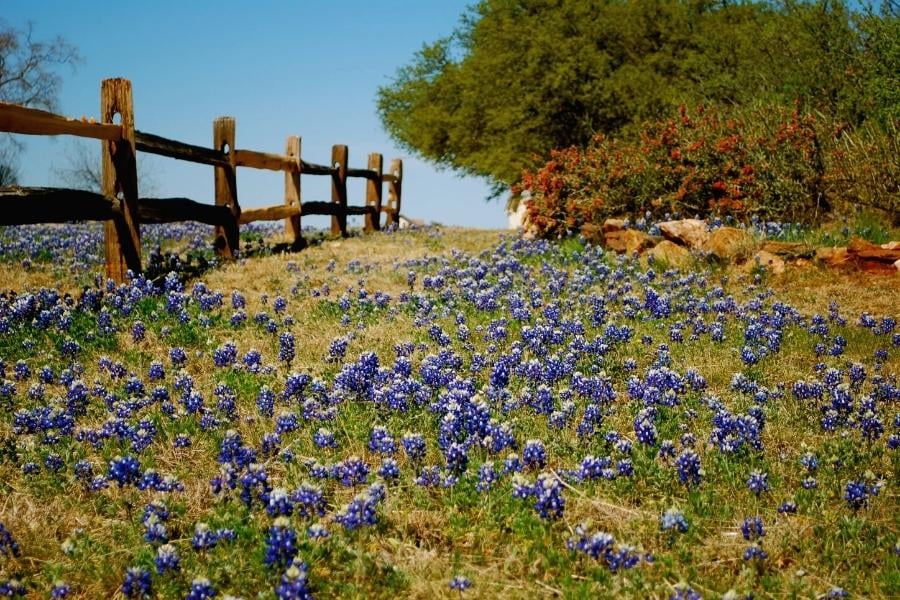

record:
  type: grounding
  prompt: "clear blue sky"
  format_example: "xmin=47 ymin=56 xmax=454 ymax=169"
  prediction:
xmin=5 ymin=0 xmax=509 ymax=229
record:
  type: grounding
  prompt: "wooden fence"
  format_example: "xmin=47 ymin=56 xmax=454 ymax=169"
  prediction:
xmin=0 ymin=77 xmax=404 ymax=282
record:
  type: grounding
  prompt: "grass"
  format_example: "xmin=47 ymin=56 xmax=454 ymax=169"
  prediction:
xmin=0 ymin=224 xmax=897 ymax=599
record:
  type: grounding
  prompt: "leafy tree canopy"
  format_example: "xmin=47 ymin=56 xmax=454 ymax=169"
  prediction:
xmin=377 ymin=0 xmax=898 ymax=192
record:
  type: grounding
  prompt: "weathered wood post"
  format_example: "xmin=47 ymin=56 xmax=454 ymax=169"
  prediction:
xmin=331 ymin=144 xmax=348 ymax=236
xmin=386 ymin=158 xmax=403 ymax=228
xmin=365 ymin=152 xmax=383 ymax=233
xmin=213 ymin=117 xmax=239 ymax=257
xmin=285 ymin=135 xmax=302 ymax=246
xmin=100 ymin=78 xmax=141 ymax=282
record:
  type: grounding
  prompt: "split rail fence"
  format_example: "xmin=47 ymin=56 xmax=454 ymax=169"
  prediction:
xmin=0 ymin=77 xmax=404 ymax=282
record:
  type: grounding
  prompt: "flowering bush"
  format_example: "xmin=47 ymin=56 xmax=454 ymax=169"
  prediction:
xmin=517 ymin=104 xmax=899 ymax=238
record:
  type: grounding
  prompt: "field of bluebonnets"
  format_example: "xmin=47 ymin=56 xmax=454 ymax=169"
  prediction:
xmin=0 ymin=221 xmax=897 ymax=599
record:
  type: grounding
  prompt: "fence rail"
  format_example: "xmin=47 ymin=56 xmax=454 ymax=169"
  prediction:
xmin=0 ymin=77 xmax=404 ymax=282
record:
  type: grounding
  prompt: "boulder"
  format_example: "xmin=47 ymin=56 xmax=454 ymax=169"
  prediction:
xmin=645 ymin=240 xmax=691 ymax=267
xmin=602 ymin=218 xmax=627 ymax=234
xmin=658 ymin=219 xmax=709 ymax=249
xmin=701 ymin=227 xmax=754 ymax=261
xmin=847 ymin=237 xmax=900 ymax=273
xmin=816 ymin=246 xmax=851 ymax=267
xmin=604 ymin=229 xmax=657 ymax=254
xmin=748 ymin=250 xmax=786 ymax=275
xmin=760 ymin=241 xmax=815 ymax=259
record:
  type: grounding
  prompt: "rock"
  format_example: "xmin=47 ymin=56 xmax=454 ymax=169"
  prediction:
xmin=881 ymin=241 xmax=900 ymax=250
xmin=895 ymin=259 xmax=900 ymax=272
xmin=602 ymin=218 xmax=627 ymax=234
xmin=507 ymin=201 xmax=528 ymax=230
xmin=701 ymin=227 xmax=754 ymax=261
xmin=604 ymin=229 xmax=657 ymax=255
xmin=580 ymin=223 xmax=604 ymax=244
xmin=658 ymin=219 xmax=709 ymax=249
xmin=749 ymin=250 xmax=786 ymax=275
xmin=816 ymin=247 xmax=850 ymax=267
xmin=847 ymin=236 xmax=900 ymax=270
xmin=760 ymin=241 xmax=815 ymax=259
xmin=645 ymin=240 xmax=691 ymax=267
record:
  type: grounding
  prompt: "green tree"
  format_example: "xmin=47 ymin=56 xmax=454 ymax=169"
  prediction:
xmin=377 ymin=0 xmax=882 ymax=195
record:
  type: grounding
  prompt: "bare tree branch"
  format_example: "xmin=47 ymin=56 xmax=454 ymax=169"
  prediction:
xmin=0 ymin=19 xmax=81 ymax=183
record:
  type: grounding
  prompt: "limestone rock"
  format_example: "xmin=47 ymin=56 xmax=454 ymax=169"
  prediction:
xmin=646 ymin=240 xmax=691 ymax=267
xmin=604 ymin=229 xmax=656 ymax=254
xmin=701 ymin=227 xmax=754 ymax=261
xmin=760 ymin=241 xmax=815 ymax=259
xmin=602 ymin=218 xmax=627 ymax=234
xmin=658 ymin=219 xmax=709 ymax=249
xmin=815 ymin=247 xmax=850 ymax=267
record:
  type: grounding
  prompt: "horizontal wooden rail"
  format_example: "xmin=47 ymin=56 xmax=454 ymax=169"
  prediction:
xmin=239 ymin=204 xmax=300 ymax=224
xmin=0 ymin=102 xmax=122 ymax=141
xmin=135 ymin=131 xmax=230 ymax=167
xmin=345 ymin=167 xmax=379 ymax=181
xmin=233 ymin=149 xmax=298 ymax=172
xmin=300 ymin=160 xmax=335 ymax=176
xmin=0 ymin=186 xmax=121 ymax=224
xmin=302 ymin=200 xmax=376 ymax=217
xmin=137 ymin=197 xmax=235 ymax=226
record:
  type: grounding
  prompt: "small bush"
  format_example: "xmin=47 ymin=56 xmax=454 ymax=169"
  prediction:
xmin=517 ymin=104 xmax=899 ymax=238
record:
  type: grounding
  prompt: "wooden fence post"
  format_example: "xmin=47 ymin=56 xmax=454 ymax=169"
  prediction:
xmin=285 ymin=135 xmax=302 ymax=246
xmin=213 ymin=117 xmax=239 ymax=257
xmin=365 ymin=152 xmax=383 ymax=233
xmin=331 ymin=144 xmax=348 ymax=236
xmin=101 ymin=77 xmax=141 ymax=282
xmin=386 ymin=158 xmax=403 ymax=228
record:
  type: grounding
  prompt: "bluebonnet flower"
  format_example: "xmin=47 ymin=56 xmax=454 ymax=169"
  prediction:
xmin=334 ymin=482 xmax=386 ymax=530
xmin=0 ymin=523 xmax=20 ymax=557
xmin=747 ymin=470 xmax=770 ymax=496
xmin=279 ymin=332 xmax=295 ymax=364
xmin=522 ymin=439 xmax=547 ymax=469
xmin=307 ymin=523 xmax=329 ymax=540
xmin=660 ymin=508 xmax=688 ymax=533
xmin=378 ymin=458 xmax=401 ymax=480
xmin=275 ymin=561 xmax=313 ymax=599
xmin=50 ymin=581 xmax=71 ymax=598
xmin=185 ymin=577 xmax=216 ymax=600
xmin=668 ymin=583 xmax=701 ymax=600
xmin=265 ymin=517 xmax=298 ymax=568
xmin=778 ymin=500 xmax=797 ymax=514
xmin=674 ymin=450 xmax=702 ymax=487
xmin=192 ymin=523 xmax=235 ymax=551
xmin=476 ymin=462 xmax=499 ymax=492
xmin=122 ymin=567 xmax=152 ymax=599
xmin=844 ymin=479 xmax=871 ymax=510
xmin=331 ymin=456 xmax=369 ymax=487
xmin=155 ymin=543 xmax=180 ymax=574
xmin=108 ymin=455 xmax=141 ymax=487
xmin=449 ymin=575 xmax=471 ymax=593
xmin=743 ymin=543 xmax=768 ymax=561
xmin=532 ymin=472 xmax=565 ymax=520
xmin=368 ymin=426 xmax=396 ymax=455
xmin=266 ymin=488 xmax=295 ymax=517
xmin=740 ymin=516 xmax=765 ymax=541
xmin=169 ymin=346 xmax=187 ymax=367
xmin=401 ymin=432 xmax=426 ymax=461
xmin=291 ymin=483 xmax=327 ymax=518
xmin=212 ymin=341 xmax=237 ymax=367
xmin=313 ymin=428 xmax=337 ymax=449
xmin=444 ymin=442 xmax=469 ymax=474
